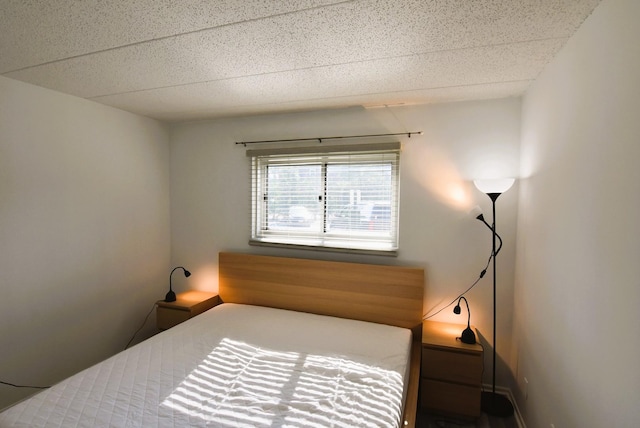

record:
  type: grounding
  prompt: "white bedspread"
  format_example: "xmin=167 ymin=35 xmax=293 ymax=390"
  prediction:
xmin=0 ymin=303 xmax=412 ymax=427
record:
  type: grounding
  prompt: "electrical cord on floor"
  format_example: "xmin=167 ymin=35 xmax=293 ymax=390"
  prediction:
xmin=422 ymin=250 xmax=493 ymax=320
xmin=0 ymin=380 xmax=49 ymax=389
xmin=124 ymin=302 xmax=157 ymax=350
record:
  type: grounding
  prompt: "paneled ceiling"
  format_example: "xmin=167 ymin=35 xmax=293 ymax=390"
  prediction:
xmin=1 ymin=0 xmax=601 ymax=122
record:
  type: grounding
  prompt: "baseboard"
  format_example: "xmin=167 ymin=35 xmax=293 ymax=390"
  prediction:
xmin=483 ymin=384 xmax=526 ymax=428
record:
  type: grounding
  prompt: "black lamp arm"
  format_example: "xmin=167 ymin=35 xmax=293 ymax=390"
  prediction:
xmin=169 ymin=267 xmax=183 ymax=292
xmin=475 ymin=213 xmax=503 ymax=255
xmin=456 ymin=296 xmax=472 ymax=327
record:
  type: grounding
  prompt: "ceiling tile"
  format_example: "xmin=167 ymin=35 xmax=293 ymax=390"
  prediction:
xmin=0 ymin=0 xmax=602 ymax=121
xmin=0 ymin=0 xmax=342 ymax=72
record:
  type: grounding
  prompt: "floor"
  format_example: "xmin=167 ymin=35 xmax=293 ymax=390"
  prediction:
xmin=416 ymin=408 xmax=520 ymax=428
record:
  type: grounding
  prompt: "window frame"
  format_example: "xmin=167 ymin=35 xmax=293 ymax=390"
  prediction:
xmin=248 ymin=143 xmax=400 ymax=255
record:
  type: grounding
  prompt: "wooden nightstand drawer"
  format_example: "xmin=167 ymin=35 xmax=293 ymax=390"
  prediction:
xmin=157 ymin=306 xmax=192 ymax=330
xmin=420 ymin=320 xmax=483 ymax=418
xmin=420 ymin=378 xmax=481 ymax=417
xmin=421 ymin=347 xmax=482 ymax=384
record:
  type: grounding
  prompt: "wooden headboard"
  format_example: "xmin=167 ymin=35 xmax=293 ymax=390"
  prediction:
xmin=218 ymin=252 xmax=424 ymax=331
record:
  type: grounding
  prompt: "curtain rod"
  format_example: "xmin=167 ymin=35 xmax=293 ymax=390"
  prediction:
xmin=235 ymin=131 xmax=423 ymax=147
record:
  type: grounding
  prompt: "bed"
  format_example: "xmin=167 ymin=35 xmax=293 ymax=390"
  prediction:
xmin=0 ymin=252 xmax=424 ymax=427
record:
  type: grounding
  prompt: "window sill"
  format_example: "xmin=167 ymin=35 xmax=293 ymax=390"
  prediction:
xmin=249 ymin=239 xmax=398 ymax=257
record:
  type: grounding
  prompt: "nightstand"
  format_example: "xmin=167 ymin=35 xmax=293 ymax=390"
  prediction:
xmin=420 ymin=320 xmax=483 ymax=418
xmin=156 ymin=290 xmax=220 ymax=330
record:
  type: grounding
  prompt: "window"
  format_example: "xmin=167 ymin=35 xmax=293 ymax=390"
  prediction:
xmin=249 ymin=143 xmax=400 ymax=254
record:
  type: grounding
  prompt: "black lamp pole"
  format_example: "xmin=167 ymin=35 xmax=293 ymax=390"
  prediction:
xmin=485 ymin=193 xmax=514 ymax=415
xmin=475 ymin=179 xmax=515 ymax=418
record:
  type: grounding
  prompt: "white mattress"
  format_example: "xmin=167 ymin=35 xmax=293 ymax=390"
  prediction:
xmin=0 ymin=303 xmax=412 ymax=427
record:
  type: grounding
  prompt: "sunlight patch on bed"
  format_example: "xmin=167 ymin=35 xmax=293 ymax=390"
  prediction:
xmin=161 ymin=338 xmax=404 ymax=427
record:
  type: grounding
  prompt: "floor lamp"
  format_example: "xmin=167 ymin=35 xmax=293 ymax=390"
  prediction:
xmin=474 ymin=178 xmax=515 ymax=417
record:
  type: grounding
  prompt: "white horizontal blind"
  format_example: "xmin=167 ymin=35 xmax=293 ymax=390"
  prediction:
xmin=249 ymin=144 xmax=400 ymax=253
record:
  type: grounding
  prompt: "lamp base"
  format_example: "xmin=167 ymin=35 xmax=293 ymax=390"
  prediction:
xmin=481 ymin=391 xmax=514 ymax=417
xmin=460 ymin=326 xmax=476 ymax=344
xmin=165 ymin=290 xmax=176 ymax=302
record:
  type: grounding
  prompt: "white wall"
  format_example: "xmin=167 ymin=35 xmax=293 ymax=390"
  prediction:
xmin=0 ymin=76 xmax=171 ymax=408
xmin=515 ymin=0 xmax=640 ymax=426
xmin=170 ymin=99 xmax=521 ymax=389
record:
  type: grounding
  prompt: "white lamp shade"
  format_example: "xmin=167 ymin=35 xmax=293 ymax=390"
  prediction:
xmin=469 ymin=205 xmax=483 ymax=218
xmin=474 ymin=178 xmax=515 ymax=194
